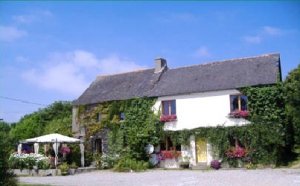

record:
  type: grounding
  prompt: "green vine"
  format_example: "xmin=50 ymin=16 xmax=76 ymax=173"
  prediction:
xmin=77 ymin=84 xmax=289 ymax=167
xmin=163 ymin=84 xmax=288 ymax=166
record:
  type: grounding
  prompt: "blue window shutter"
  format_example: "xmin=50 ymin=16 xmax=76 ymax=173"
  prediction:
xmin=171 ymin=100 xmax=176 ymax=115
xmin=162 ymin=101 xmax=169 ymax=115
xmin=241 ymin=95 xmax=248 ymax=111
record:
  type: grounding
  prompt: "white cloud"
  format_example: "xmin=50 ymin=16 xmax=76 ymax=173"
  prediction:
xmin=244 ymin=36 xmax=261 ymax=44
xmin=243 ymin=26 xmax=283 ymax=44
xmin=12 ymin=10 xmax=53 ymax=24
xmin=263 ymin=26 xmax=282 ymax=36
xmin=193 ymin=46 xmax=211 ymax=58
xmin=0 ymin=26 xmax=27 ymax=42
xmin=22 ymin=50 xmax=146 ymax=96
xmin=12 ymin=15 xmax=35 ymax=24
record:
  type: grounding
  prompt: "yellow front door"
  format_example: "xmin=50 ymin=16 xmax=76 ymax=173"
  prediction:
xmin=196 ymin=138 xmax=207 ymax=163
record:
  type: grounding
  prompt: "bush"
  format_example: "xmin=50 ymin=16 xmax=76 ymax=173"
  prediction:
xmin=210 ymin=160 xmax=221 ymax=170
xmin=59 ymin=162 xmax=69 ymax=175
xmin=99 ymin=154 xmax=120 ymax=169
xmin=37 ymin=158 xmax=50 ymax=170
xmin=0 ymin=131 xmax=17 ymax=186
xmin=114 ymin=157 xmax=148 ymax=172
xmin=8 ymin=153 xmax=50 ymax=170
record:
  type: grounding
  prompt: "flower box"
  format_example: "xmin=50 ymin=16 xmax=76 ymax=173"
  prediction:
xmin=160 ymin=114 xmax=177 ymax=122
xmin=229 ymin=110 xmax=249 ymax=119
xmin=160 ymin=150 xmax=181 ymax=160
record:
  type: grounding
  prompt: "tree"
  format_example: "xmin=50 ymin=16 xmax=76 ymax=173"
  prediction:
xmin=284 ymin=64 xmax=300 ymax=145
xmin=0 ymin=122 xmax=17 ymax=186
xmin=9 ymin=101 xmax=72 ymax=143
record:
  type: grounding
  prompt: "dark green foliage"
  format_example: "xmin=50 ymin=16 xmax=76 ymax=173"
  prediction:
xmin=9 ymin=101 xmax=72 ymax=143
xmin=284 ymin=64 xmax=300 ymax=145
xmin=241 ymin=85 xmax=285 ymax=123
xmin=66 ymin=144 xmax=81 ymax=166
xmin=0 ymin=123 xmax=17 ymax=186
xmin=81 ymin=98 xmax=161 ymax=170
xmin=114 ymin=156 xmax=149 ymax=172
xmin=164 ymin=85 xmax=288 ymax=166
xmin=122 ymin=98 xmax=160 ymax=161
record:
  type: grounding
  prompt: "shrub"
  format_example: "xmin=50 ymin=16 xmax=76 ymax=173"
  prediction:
xmin=8 ymin=153 xmax=50 ymax=170
xmin=37 ymin=158 xmax=50 ymax=170
xmin=210 ymin=160 xmax=221 ymax=170
xmin=100 ymin=154 xmax=120 ymax=169
xmin=59 ymin=162 xmax=69 ymax=175
xmin=0 ymin=131 xmax=17 ymax=186
xmin=69 ymin=162 xmax=78 ymax=169
xmin=114 ymin=157 xmax=148 ymax=172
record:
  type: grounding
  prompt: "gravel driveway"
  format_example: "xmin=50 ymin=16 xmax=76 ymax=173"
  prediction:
xmin=19 ymin=169 xmax=300 ymax=186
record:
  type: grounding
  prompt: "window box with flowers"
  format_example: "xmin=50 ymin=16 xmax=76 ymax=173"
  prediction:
xmin=160 ymin=100 xmax=177 ymax=122
xmin=160 ymin=114 xmax=177 ymax=122
xmin=225 ymin=144 xmax=250 ymax=168
xmin=160 ymin=150 xmax=181 ymax=160
xmin=159 ymin=150 xmax=182 ymax=169
xmin=229 ymin=94 xmax=249 ymax=119
xmin=228 ymin=110 xmax=249 ymax=119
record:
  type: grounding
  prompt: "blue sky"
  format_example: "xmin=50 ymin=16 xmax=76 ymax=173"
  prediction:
xmin=0 ymin=1 xmax=299 ymax=123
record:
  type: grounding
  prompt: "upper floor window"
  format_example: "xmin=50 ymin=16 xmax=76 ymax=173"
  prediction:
xmin=162 ymin=100 xmax=176 ymax=116
xmin=230 ymin=95 xmax=248 ymax=111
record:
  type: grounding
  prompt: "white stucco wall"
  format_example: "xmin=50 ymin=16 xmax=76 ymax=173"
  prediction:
xmin=153 ymin=89 xmax=250 ymax=131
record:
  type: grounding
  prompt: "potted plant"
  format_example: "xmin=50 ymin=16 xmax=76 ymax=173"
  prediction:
xmin=179 ymin=156 xmax=190 ymax=169
xmin=59 ymin=162 xmax=69 ymax=176
xmin=210 ymin=160 xmax=221 ymax=170
xmin=69 ymin=162 xmax=78 ymax=175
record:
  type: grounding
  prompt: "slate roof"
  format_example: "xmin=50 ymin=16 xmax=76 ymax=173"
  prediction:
xmin=73 ymin=53 xmax=281 ymax=105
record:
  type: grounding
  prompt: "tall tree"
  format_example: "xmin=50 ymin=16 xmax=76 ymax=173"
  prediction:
xmin=284 ymin=64 xmax=300 ymax=145
xmin=9 ymin=101 xmax=72 ymax=143
xmin=0 ymin=122 xmax=17 ymax=186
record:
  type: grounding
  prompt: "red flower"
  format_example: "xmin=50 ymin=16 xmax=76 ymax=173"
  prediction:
xmin=226 ymin=145 xmax=247 ymax=158
xmin=160 ymin=150 xmax=181 ymax=159
xmin=229 ymin=110 xmax=249 ymax=118
xmin=60 ymin=146 xmax=71 ymax=154
xmin=160 ymin=114 xmax=177 ymax=122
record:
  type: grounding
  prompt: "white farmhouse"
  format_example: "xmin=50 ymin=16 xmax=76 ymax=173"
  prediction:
xmin=72 ymin=53 xmax=281 ymax=168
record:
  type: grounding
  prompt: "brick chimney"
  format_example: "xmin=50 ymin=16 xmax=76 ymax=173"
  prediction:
xmin=154 ymin=57 xmax=168 ymax=73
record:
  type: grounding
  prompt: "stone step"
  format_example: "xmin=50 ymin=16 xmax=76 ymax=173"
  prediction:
xmin=191 ymin=163 xmax=208 ymax=170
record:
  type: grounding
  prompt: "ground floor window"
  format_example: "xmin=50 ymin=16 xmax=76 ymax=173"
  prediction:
xmin=160 ymin=137 xmax=181 ymax=151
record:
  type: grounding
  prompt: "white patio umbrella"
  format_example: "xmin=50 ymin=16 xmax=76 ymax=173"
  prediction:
xmin=21 ymin=133 xmax=82 ymax=168
xmin=23 ymin=133 xmax=81 ymax=143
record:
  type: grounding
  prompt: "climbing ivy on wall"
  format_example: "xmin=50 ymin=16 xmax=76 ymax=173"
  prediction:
xmin=122 ymin=98 xmax=161 ymax=161
xmin=77 ymin=98 xmax=161 ymax=163
xmin=78 ymin=84 xmax=289 ymax=167
xmin=164 ymin=84 xmax=288 ymax=166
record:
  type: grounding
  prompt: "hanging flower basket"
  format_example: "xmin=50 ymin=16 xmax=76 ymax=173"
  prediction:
xmin=160 ymin=114 xmax=177 ymax=122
